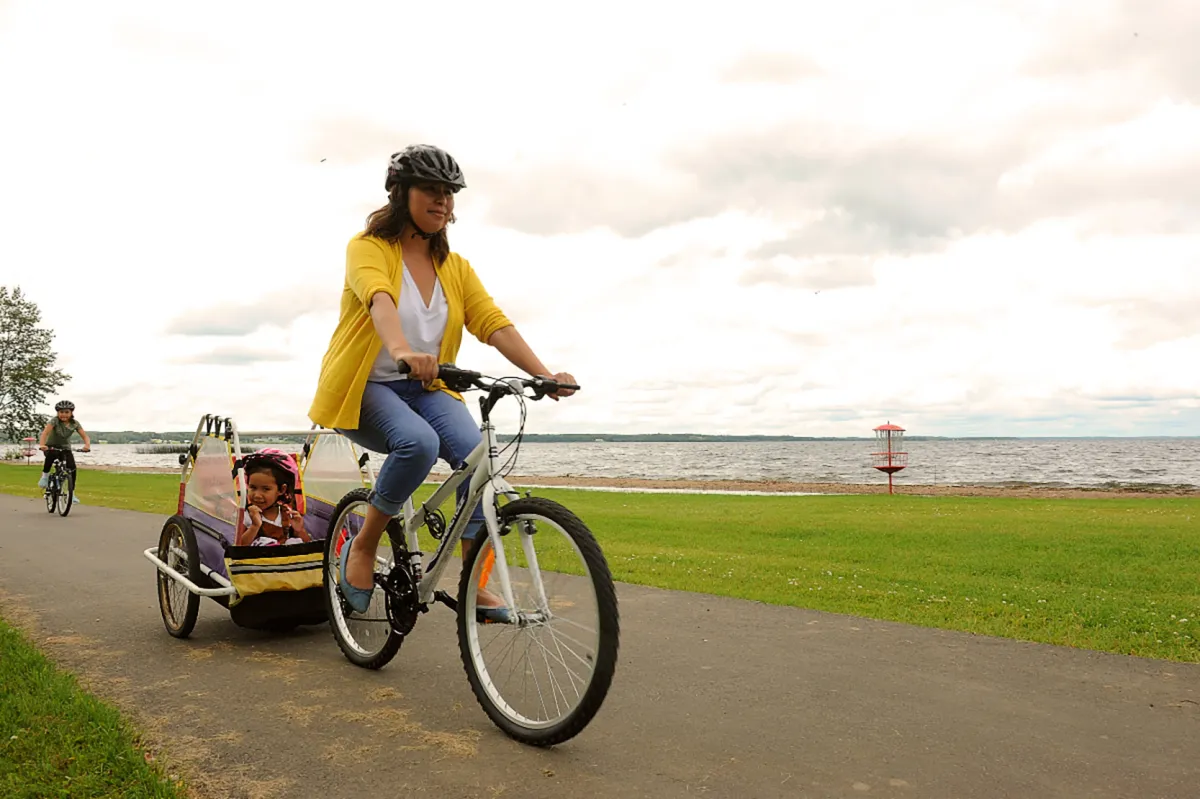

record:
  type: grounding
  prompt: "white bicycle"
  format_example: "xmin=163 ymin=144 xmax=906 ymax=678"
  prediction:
xmin=323 ymin=364 xmax=620 ymax=746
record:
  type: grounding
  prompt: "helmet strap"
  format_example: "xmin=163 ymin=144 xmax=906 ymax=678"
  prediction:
xmin=408 ymin=221 xmax=437 ymax=241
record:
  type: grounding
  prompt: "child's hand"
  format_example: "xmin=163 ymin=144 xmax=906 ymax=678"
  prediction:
xmin=284 ymin=506 xmax=306 ymax=537
xmin=247 ymin=506 xmax=262 ymax=528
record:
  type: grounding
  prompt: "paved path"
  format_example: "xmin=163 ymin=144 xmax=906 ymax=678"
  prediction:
xmin=1 ymin=495 xmax=1198 ymax=798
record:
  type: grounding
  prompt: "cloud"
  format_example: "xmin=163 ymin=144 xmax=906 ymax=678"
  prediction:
xmin=172 ymin=346 xmax=295 ymax=366
xmin=302 ymin=116 xmax=423 ymax=167
xmin=1100 ymin=296 xmax=1200 ymax=349
xmin=753 ymin=212 xmax=948 ymax=259
xmin=6 ymin=0 xmax=1200 ymax=438
xmin=165 ymin=288 xmax=337 ymax=337
xmin=475 ymin=72 xmax=1200 ymax=258
xmin=656 ymin=247 xmax=731 ymax=269
xmin=771 ymin=330 xmax=829 ymax=349
xmin=1023 ymin=0 xmax=1200 ymax=102
xmin=739 ymin=257 xmax=876 ymax=290
xmin=67 ymin=382 xmax=158 ymax=407
xmin=111 ymin=20 xmax=234 ymax=64
xmin=472 ymin=165 xmax=703 ymax=239
xmin=719 ymin=51 xmax=821 ymax=84
xmin=1092 ymin=390 xmax=1199 ymax=403
xmin=467 ymin=117 xmax=1020 ymax=241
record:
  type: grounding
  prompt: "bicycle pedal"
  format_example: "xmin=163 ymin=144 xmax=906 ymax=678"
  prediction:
xmin=433 ymin=590 xmax=458 ymax=613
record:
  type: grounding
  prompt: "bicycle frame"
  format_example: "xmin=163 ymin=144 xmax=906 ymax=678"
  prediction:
xmin=399 ymin=413 xmax=537 ymax=613
xmin=45 ymin=450 xmax=73 ymax=484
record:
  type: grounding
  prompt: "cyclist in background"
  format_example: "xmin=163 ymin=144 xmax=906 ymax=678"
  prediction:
xmin=37 ymin=400 xmax=91 ymax=489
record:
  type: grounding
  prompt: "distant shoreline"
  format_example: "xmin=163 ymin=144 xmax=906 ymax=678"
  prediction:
xmin=42 ymin=462 xmax=1200 ymax=498
xmin=6 ymin=433 xmax=1200 ymax=445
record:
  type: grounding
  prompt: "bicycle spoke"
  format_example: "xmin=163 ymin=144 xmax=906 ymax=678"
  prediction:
xmin=526 ymin=632 xmax=550 ymax=721
xmin=551 ymin=615 xmax=600 ymax=639
xmin=530 ymin=628 xmax=589 ymax=694
xmin=536 ymin=627 xmax=591 ymax=685
xmin=492 ymin=631 xmax=527 ymax=698
xmin=535 ymin=633 xmax=566 ymax=718
xmin=540 ymin=627 xmax=578 ymax=711
xmin=541 ymin=621 xmax=598 ymax=655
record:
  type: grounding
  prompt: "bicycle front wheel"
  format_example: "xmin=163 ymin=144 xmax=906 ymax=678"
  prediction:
xmin=56 ymin=472 xmax=73 ymax=517
xmin=44 ymin=479 xmax=56 ymax=513
xmin=458 ymin=497 xmax=619 ymax=746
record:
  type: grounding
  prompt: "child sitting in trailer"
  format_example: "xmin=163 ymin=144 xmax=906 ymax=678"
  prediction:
xmin=235 ymin=448 xmax=312 ymax=547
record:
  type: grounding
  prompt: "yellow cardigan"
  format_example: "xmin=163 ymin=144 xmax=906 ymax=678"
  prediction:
xmin=308 ymin=233 xmax=513 ymax=430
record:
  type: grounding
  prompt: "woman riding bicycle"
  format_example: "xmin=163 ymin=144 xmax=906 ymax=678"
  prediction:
xmin=308 ymin=144 xmax=576 ymax=616
xmin=37 ymin=400 xmax=91 ymax=489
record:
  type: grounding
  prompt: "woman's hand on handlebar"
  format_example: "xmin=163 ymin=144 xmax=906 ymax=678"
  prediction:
xmin=542 ymin=371 xmax=578 ymax=400
xmin=394 ymin=351 xmax=439 ymax=384
xmin=38 ymin=444 xmax=48 ymax=452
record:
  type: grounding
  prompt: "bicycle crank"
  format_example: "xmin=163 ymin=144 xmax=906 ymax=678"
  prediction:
xmin=382 ymin=563 xmax=421 ymax=635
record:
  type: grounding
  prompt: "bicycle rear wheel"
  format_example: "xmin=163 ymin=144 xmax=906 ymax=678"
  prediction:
xmin=56 ymin=471 xmax=73 ymax=517
xmin=322 ymin=488 xmax=405 ymax=670
xmin=44 ymin=478 xmax=56 ymax=513
xmin=458 ymin=497 xmax=619 ymax=746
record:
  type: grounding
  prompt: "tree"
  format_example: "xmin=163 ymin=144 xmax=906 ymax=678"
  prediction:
xmin=0 ymin=287 xmax=70 ymax=443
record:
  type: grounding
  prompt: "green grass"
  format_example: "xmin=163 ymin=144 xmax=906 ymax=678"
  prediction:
xmin=553 ymin=490 xmax=1200 ymax=662
xmin=0 ymin=463 xmax=179 ymax=515
xmin=0 ymin=617 xmax=187 ymax=798
xmin=3 ymin=462 xmax=1199 ymax=662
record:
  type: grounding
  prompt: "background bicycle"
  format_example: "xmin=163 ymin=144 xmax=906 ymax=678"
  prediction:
xmin=42 ymin=446 xmax=84 ymax=517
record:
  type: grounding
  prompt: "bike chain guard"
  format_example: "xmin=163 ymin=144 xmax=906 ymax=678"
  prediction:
xmin=382 ymin=562 xmax=421 ymax=635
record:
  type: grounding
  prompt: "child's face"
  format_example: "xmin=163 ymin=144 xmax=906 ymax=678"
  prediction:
xmin=247 ymin=471 xmax=282 ymax=510
xmin=56 ymin=410 xmax=71 ymax=421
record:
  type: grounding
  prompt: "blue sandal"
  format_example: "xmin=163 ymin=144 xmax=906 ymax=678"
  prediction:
xmin=337 ymin=534 xmax=374 ymax=614
xmin=476 ymin=605 xmax=514 ymax=624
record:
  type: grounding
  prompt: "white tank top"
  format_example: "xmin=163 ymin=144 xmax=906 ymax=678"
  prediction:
xmin=368 ymin=262 xmax=449 ymax=382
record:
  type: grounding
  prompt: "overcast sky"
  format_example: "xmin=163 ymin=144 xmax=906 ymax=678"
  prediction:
xmin=1 ymin=0 xmax=1198 ymax=437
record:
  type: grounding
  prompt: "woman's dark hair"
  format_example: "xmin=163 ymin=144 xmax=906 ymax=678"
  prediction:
xmin=364 ymin=184 xmax=454 ymax=266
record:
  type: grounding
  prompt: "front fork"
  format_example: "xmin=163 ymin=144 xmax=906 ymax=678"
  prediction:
xmin=480 ymin=482 xmax=554 ymax=622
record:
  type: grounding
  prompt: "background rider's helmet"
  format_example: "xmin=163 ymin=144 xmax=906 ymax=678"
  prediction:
xmin=385 ymin=144 xmax=466 ymax=193
xmin=55 ymin=400 xmax=75 ymax=412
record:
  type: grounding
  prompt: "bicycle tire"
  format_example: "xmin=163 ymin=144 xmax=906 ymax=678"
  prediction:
xmin=157 ymin=515 xmax=201 ymax=638
xmin=457 ymin=496 xmax=619 ymax=746
xmin=44 ymin=476 xmax=56 ymax=513
xmin=57 ymin=470 xmax=73 ymax=517
xmin=322 ymin=488 xmax=405 ymax=670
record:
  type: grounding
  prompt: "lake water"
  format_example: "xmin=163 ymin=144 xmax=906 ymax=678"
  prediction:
xmin=46 ymin=438 xmax=1200 ymax=489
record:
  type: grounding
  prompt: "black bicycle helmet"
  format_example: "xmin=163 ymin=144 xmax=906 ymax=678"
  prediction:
xmin=385 ymin=144 xmax=466 ymax=192
xmin=55 ymin=400 xmax=75 ymax=411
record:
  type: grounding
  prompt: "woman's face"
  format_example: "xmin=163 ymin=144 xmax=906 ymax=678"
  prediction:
xmin=407 ymin=182 xmax=456 ymax=234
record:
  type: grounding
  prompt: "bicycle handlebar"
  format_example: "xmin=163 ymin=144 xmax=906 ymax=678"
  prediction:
xmin=396 ymin=361 xmax=581 ymax=399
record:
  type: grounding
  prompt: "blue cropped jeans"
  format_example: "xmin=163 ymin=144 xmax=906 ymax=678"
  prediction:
xmin=337 ymin=380 xmax=485 ymax=539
